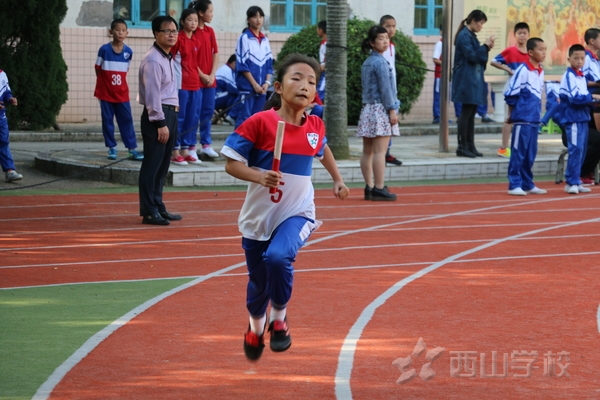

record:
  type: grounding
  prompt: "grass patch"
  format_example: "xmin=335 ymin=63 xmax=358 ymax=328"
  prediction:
xmin=0 ymin=279 xmax=193 ymax=400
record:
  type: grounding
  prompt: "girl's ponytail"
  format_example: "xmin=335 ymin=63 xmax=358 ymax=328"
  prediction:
xmin=361 ymin=38 xmax=372 ymax=54
xmin=454 ymin=18 xmax=467 ymax=44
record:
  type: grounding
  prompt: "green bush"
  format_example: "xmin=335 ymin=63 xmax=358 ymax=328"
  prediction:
xmin=277 ymin=18 xmax=426 ymax=125
xmin=0 ymin=0 xmax=68 ymax=130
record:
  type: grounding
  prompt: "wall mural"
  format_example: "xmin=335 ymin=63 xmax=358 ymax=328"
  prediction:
xmin=506 ymin=0 xmax=589 ymax=71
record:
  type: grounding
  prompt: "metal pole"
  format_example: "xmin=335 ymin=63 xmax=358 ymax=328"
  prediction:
xmin=439 ymin=0 xmax=454 ymax=152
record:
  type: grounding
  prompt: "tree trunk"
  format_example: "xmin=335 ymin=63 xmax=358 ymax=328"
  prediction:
xmin=324 ymin=0 xmax=350 ymax=159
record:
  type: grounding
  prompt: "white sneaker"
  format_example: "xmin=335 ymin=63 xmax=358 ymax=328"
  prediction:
xmin=565 ymin=185 xmax=579 ymax=194
xmin=578 ymin=185 xmax=592 ymax=193
xmin=201 ymin=146 xmax=220 ymax=158
xmin=224 ymin=115 xmax=235 ymax=125
xmin=5 ymin=170 xmax=23 ymax=182
xmin=508 ymin=187 xmax=527 ymax=196
xmin=526 ymin=187 xmax=547 ymax=194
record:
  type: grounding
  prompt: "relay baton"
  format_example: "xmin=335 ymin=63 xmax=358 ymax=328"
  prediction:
xmin=269 ymin=121 xmax=286 ymax=194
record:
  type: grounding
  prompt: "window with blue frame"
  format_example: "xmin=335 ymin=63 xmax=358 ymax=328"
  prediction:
xmin=414 ymin=0 xmax=443 ymax=35
xmin=270 ymin=0 xmax=327 ymax=32
xmin=113 ymin=0 xmax=185 ymax=27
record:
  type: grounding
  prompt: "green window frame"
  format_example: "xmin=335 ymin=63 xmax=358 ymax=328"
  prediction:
xmin=270 ymin=0 xmax=327 ymax=33
xmin=414 ymin=0 xmax=443 ymax=35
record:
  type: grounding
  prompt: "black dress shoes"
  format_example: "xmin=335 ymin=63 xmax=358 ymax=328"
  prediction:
xmin=142 ymin=213 xmax=170 ymax=225
xmin=160 ymin=211 xmax=183 ymax=221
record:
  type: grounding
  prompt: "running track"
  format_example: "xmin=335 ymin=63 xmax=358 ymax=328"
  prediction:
xmin=1 ymin=183 xmax=600 ymax=399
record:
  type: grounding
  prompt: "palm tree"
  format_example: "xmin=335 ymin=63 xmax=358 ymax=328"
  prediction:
xmin=323 ymin=0 xmax=350 ymax=159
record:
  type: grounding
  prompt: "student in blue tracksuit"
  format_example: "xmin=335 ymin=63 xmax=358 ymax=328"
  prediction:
xmin=232 ymin=6 xmax=274 ymax=128
xmin=214 ymin=54 xmax=239 ymax=123
xmin=504 ymin=38 xmax=547 ymax=196
xmin=559 ymin=44 xmax=600 ymax=194
xmin=0 ymin=69 xmax=22 ymax=182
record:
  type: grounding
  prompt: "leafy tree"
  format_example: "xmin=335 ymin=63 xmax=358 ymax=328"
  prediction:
xmin=0 ymin=0 xmax=69 ymax=130
xmin=278 ymin=18 xmax=426 ymax=125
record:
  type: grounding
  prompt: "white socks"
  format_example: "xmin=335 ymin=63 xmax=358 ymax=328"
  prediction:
xmin=270 ymin=307 xmax=287 ymax=323
xmin=249 ymin=314 xmax=266 ymax=335
xmin=249 ymin=307 xmax=287 ymax=334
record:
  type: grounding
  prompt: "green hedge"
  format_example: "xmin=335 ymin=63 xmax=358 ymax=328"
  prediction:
xmin=0 ymin=0 xmax=68 ymax=130
xmin=277 ymin=18 xmax=426 ymax=125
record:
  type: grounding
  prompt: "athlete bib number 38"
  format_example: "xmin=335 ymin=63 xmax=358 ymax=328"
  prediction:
xmin=111 ymin=74 xmax=122 ymax=85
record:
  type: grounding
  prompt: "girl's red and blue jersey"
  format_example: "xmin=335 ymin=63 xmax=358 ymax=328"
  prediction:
xmin=559 ymin=67 xmax=593 ymax=124
xmin=493 ymin=46 xmax=529 ymax=71
xmin=504 ymin=61 xmax=544 ymax=124
xmin=235 ymin=29 xmax=273 ymax=92
xmin=94 ymin=43 xmax=132 ymax=103
xmin=220 ymin=109 xmax=326 ymax=240
xmin=583 ymin=49 xmax=600 ymax=83
xmin=171 ymin=30 xmax=201 ymax=91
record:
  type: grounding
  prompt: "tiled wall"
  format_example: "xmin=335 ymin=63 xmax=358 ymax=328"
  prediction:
xmin=58 ymin=27 xmax=453 ymax=125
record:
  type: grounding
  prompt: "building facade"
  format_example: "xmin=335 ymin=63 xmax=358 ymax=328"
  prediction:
xmin=59 ymin=0 xmax=456 ymax=124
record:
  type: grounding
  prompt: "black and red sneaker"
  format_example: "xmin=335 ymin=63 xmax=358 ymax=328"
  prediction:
xmin=244 ymin=325 xmax=265 ymax=361
xmin=385 ymin=154 xmax=403 ymax=166
xmin=269 ymin=319 xmax=292 ymax=352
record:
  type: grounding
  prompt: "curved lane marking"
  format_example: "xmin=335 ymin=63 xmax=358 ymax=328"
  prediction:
xmin=334 ymin=216 xmax=600 ymax=399
xmin=33 ymin=195 xmax=597 ymax=399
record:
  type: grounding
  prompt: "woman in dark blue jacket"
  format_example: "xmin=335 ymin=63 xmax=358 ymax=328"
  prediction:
xmin=452 ymin=10 xmax=495 ymax=157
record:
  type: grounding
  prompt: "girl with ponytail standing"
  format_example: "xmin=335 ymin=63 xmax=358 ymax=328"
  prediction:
xmin=356 ymin=26 xmax=399 ymax=201
xmin=232 ymin=6 xmax=274 ymax=128
xmin=193 ymin=0 xmax=220 ymax=159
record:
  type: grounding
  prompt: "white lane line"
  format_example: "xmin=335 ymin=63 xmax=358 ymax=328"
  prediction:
xmin=6 ymin=248 xmax=600 ymax=290
xmin=5 ymin=201 xmax=600 ymax=225
xmin=31 ymin=261 xmax=246 ymax=400
xmin=0 ymin=187 xmax=535 ymax=210
xmin=0 ymin=232 xmax=490 ymax=253
xmin=0 ymin=252 xmax=245 ymax=270
xmin=333 ymin=217 xmax=600 ymax=400
xmin=30 ymin=194 xmax=594 ymax=399
xmin=0 ymin=276 xmax=205 ymax=290
xmin=3 ymin=201 xmax=600 ymax=233
xmin=7 ymin=230 xmax=600 ymax=270
xmin=0 ymin=222 xmax=240 ymax=237
xmin=0 ymin=235 xmax=241 ymax=253
xmin=0 ymin=219 xmax=571 ymax=238
xmin=0 ymin=197 xmax=510 ymax=211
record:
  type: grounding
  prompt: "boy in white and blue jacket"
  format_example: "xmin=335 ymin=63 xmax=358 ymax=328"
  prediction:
xmin=504 ymin=38 xmax=547 ymax=196
xmin=559 ymin=44 xmax=600 ymax=194
xmin=0 ymin=69 xmax=23 ymax=182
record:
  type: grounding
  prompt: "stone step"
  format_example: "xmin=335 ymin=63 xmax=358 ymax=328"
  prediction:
xmin=34 ymin=151 xmax=560 ymax=187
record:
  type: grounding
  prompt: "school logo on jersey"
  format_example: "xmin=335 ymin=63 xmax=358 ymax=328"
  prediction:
xmin=124 ymin=52 xmax=131 ymax=60
xmin=307 ymin=132 xmax=319 ymax=149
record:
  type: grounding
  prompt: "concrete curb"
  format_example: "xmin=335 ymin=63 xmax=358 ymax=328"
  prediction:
xmin=11 ymin=123 xmax=504 ymax=142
